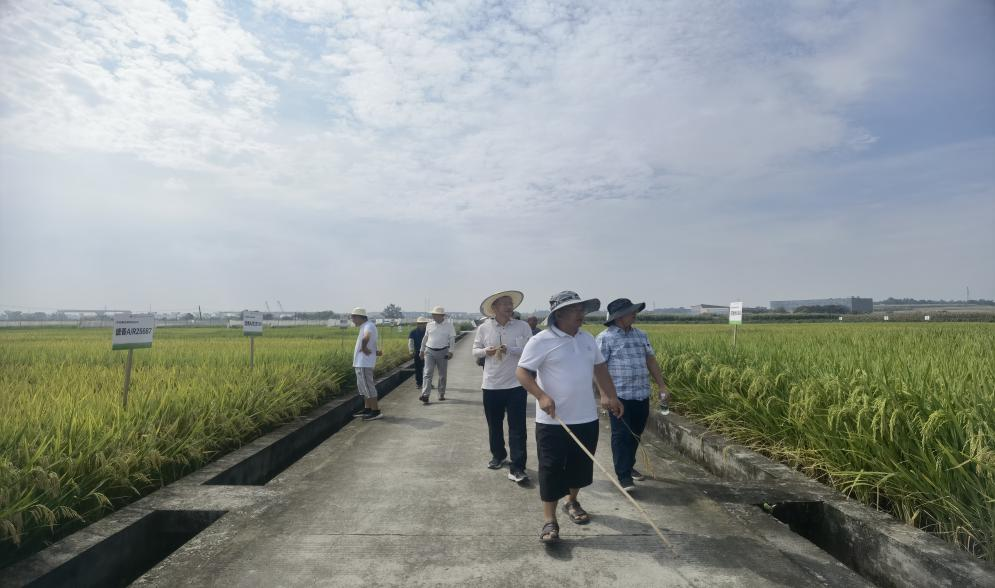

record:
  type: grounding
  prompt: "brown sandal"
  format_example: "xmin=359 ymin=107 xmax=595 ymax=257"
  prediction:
xmin=563 ymin=500 xmax=590 ymax=524
xmin=539 ymin=521 xmax=560 ymax=543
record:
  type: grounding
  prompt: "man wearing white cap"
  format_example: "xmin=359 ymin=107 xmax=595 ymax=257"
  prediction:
xmin=419 ymin=306 xmax=456 ymax=403
xmin=350 ymin=307 xmax=383 ymax=421
xmin=517 ymin=291 xmax=623 ymax=543
xmin=472 ymin=290 xmax=534 ymax=483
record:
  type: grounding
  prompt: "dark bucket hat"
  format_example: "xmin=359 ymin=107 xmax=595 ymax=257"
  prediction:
xmin=545 ymin=290 xmax=600 ymax=327
xmin=604 ymin=298 xmax=646 ymax=326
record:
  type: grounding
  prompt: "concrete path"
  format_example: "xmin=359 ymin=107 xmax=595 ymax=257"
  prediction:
xmin=135 ymin=335 xmax=867 ymax=587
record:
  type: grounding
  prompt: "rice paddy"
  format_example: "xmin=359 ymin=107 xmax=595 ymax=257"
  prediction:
xmin=2 ymin=321 xmax=992 ymax=565
xmin=632 ymin=322 xmax=994 ymax=561
xmin=0 ymin=325 xmax=411 ymax=563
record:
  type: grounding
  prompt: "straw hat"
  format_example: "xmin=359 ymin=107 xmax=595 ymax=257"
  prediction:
xmin=430 ymin=306 xmax=446 ymax=315
xmin=479 ymin=290 xmax=524 ymax=318
xmin=415 ymin=316 xmax=430 ymax=324
xmin=350 ymin=307 xmax=367 ymax=317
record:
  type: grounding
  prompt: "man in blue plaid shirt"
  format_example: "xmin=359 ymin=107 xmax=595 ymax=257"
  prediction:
xmin=595 ymin=298 xmax=670 ymax=490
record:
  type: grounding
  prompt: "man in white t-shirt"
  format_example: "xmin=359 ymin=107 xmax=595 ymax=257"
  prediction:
xmin=351 ymin=307 xmax=383 ymax=421
xmin=472 ymin=290 xmax=534 ymax=483
xmin=517 ymin=291 xmax=623 ymax=544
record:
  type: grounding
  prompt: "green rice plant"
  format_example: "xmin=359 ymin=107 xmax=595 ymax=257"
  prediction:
xmin=0 ymin=325 xmax=411 ymax=564
xmin=628 ymin=323 xmax=993 ymax=561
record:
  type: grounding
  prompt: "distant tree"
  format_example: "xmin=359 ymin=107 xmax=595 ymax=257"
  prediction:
xmin=382 ymin=304 xmax=404 ymax=319
xmin=180 ymin=312 xmax=196 ymax=321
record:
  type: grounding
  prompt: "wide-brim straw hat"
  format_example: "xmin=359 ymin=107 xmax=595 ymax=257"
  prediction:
xmin=545 ymin=291 xmax=600 ymax=327
xmin=479 ymin=290 xmax=524 ymax=318
xmin=604 ymin=298 xmax=646 ymax=326
xmin=415 ymin=316 xmax=430 ymax=324
xmin=430 ymin=306 xmax=446 ymax=315
xmin=350 ymin=307 xmax=367 ymax=317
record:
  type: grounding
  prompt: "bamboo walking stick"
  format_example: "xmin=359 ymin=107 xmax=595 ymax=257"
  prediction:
xmin=552 ymin=413 xmax=675 ymax=553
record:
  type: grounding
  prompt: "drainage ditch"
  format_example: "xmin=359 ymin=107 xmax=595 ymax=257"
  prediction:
xmin=23 ymin=510 xmax=225 ymax=588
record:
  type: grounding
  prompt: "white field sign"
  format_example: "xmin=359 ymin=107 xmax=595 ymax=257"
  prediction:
xmin=112 ymin=314 xmax=155 ymax=350
xmin=243 ymin=311 xmax=264 ymax=336
xmin=729 ymin=301 xmax=743 ymax=325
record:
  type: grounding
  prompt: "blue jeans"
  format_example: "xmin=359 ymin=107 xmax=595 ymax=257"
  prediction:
xmin=609 ymin=397 xmax=650 ymax=481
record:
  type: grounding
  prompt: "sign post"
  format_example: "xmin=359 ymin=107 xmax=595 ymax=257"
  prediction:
xmin=243 ymin=311 xmax=263 ymax=367
xmin=112 ymin=313 xmax=155 ymax=408
xmin=729 ymin=301 xmax=743 ymax=348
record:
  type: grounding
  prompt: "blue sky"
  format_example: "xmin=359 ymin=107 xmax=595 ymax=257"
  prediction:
xmin=1 ymin=0 xmax=993 ymax=315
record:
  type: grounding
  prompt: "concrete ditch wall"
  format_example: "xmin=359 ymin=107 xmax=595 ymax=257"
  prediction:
xmin=648 ymin=411 xmax=995 ymax=588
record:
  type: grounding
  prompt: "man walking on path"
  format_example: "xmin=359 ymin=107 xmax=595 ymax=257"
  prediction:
xmin=408 ymin=316 xmax=429 ymax=389
xmin=351 ymin=308 xmax=383 ymax=421
xmin=472 ymin=290 xmax=534 ymax=483
xmin=596 ymin=298 xmax=671 ymax=491
xmin=420 ymin=306 xmax=456 ymax=403
xmin=517 ymin=291 xmax=624 ymax=543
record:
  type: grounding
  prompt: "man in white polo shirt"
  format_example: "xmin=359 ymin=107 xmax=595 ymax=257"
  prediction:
xmin=517 ymin=291 xmax=623 ymax=544
xmin=419 ymin=306 xmax=456 ymax=403
xmin=472 ymin=290 xmax=534 ymax=483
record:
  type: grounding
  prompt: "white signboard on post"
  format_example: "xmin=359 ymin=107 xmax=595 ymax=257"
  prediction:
xmin=243 ymin=311 xmax=264 ymax=336
xmin=729 ymin=301 xmax=743 ymax=325
xmin=112 ymin=314 xmax=155 ymax=350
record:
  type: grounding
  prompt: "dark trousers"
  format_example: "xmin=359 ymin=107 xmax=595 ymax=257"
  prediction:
xmin=535 ymin=420 xmax=599 ymax=502
xmin=413 ymin=355 xmax=424 ymax=387
xmin=482 ymin=387 xmax=527 ymax=470
xmin=609 ymin=397 xmax=650 ymax=481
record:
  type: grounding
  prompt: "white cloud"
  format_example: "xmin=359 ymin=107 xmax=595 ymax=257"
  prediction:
xmin=0 ymin=0 xmax=992 ymax=311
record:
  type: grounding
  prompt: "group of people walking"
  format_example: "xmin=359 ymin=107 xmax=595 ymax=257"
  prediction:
xmin=348 ymin=289 xmax=671 ymax=544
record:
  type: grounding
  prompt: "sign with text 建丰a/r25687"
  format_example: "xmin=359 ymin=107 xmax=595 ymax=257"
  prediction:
xmin=112 ymin=314 xmax=155 ymax=350
xmin=243 ymin=311 xmax=264 ymax=336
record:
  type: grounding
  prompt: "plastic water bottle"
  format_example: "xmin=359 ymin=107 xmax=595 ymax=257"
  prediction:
xmin=659 ymin=394 xmax=670 ymax=416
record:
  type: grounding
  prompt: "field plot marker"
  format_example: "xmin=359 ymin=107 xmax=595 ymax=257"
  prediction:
xmin=729 ymin=301 xmax=743 ymax=348
xmin=243 ymin=311 xmax=264 ymax=368
xmin=111 ymin=313 xmax=155 ymax=408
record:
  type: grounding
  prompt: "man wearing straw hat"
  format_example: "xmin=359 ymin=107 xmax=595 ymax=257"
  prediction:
xmin=472 ymin=290 xmax=534 ymax=483
xmin=350 ymin=308 xmax=383 ymax=421
xmin=596 ymin=298 xmax=671 ymax=491
xmin=419 ymin=306 xmax=456 ymax=403
xmin=408 ymin=316 xmax=430 ymax=389
xmin=517 ymin=291 xmax=624 ymax=543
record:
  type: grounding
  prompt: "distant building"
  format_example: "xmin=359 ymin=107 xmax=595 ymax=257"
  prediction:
xmin=691 ymin=304 xmax=729 ymax=316
xmin=769 ymin=297 xmax=873 ymax=314
xmin=648 ymin=307 xmax=693 ymax=315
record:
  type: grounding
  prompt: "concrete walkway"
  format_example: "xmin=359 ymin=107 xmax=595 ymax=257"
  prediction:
xmin=135 ymin=335 xmax=867 ymax=587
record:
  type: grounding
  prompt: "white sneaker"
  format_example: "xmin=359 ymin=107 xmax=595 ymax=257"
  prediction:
xmin=508 ymin=469 xmax=528 ymax=483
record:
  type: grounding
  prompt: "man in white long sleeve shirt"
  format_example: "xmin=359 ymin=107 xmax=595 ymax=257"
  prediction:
xmin=419 ymin=306 xmax=456 ymax=403
xmin=472 ymin=291 xmax=533 ymax=483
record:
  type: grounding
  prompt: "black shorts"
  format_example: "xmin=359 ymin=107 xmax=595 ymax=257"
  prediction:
xmin=535 ymin=420 xmax=599 ymax=502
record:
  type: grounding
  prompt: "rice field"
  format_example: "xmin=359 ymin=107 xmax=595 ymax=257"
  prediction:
xmin=3 ymin=322 xmax=992 ymax=565
xmin=0 ymin=325 xmax=412 ymax=564
xmin=631 ymin=323 xmax=994 ymax=562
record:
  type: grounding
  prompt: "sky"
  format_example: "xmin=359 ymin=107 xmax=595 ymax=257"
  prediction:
xmin=1 ymin=0 xmax=993 ymax=315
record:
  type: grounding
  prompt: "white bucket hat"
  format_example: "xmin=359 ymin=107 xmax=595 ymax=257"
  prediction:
xmin=430 ymin=306 xmax=446 ymax=315
xmin=545 ymin=291 xmax=600 ymax=327
xmin=479 ymin=290 xmax=524 ymax=318
xmin=350 ymin=307 xmax=367 ymax=317
xmin=415 ymin=316 xmax=430 ymax=324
